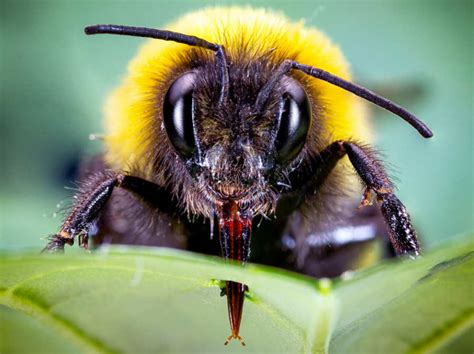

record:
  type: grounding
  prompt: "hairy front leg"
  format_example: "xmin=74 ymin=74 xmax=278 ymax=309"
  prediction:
xmin=283 ymin=140 xmax=420 ymax=257
xmin=342 ymin=142 xmax=420 ymax=256
xmin=44 ymin=172 xmax=173 ymax=253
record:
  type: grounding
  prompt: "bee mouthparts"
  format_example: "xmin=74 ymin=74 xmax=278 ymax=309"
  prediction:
xmin=217 ymin=200 xmax=252 ymax=345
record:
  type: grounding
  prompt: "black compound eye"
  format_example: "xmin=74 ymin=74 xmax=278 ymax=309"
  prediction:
xmin=274 ymin=80 xmax=311 ymax=165
xmin=163 ymin=72 xmax=197 ymax=159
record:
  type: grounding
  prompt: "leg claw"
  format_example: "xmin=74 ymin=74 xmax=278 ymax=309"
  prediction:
xmin=358 ymin=187 xmax=375 ymax=208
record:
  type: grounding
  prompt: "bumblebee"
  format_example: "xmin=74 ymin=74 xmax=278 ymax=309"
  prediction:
xmin=45 ymin=8 xmax=432 ymax=344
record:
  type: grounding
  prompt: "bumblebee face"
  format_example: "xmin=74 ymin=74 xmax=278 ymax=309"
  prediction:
xmin=163 ymin=59 xmax=312 ymax=212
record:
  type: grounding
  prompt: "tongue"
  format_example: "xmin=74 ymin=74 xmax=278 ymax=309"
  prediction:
xmin=218 ymin=200 xmax=252 ymax=346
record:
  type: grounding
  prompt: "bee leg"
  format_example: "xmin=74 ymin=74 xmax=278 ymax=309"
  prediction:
xmin=43 ymin=173 xmax=172 ymax=253
xmin=284 ymin=140 xmax=420 ymax=257
xmin=43 ymin=234 xmax=72 ymax=253
xmin=340 ymin=141 xmax=420 ymax=257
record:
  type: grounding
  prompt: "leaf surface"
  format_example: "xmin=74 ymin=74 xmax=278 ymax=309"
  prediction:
xmin=1 ymin=237 xmax=472 ymax=353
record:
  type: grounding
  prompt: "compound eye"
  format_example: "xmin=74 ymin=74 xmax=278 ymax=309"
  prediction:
xmin=163 ymin=72 xmax=197 ymax=159
xmin=274 ymin=80 xmax=311 ymax=165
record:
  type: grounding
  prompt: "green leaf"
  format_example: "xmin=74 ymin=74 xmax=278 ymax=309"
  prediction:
xmin=331 ymin=238 xmax=474 ymax=354
xmin=1 ymin=237 xmax=472 ymax=353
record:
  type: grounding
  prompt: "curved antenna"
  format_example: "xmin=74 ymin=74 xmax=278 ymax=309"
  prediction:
xmin=256 ymin=59 xmax=433 ymax=138
xmin=84 ymin=24 xmax=229 ymax=105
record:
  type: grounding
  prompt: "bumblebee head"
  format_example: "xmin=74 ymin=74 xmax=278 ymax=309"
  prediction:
xmin=162 ymin=60 xmax=311 ymax=208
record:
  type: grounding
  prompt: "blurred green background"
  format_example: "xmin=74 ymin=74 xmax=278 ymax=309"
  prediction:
xmin=1 ymin=0 xmax=472 ymax=251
